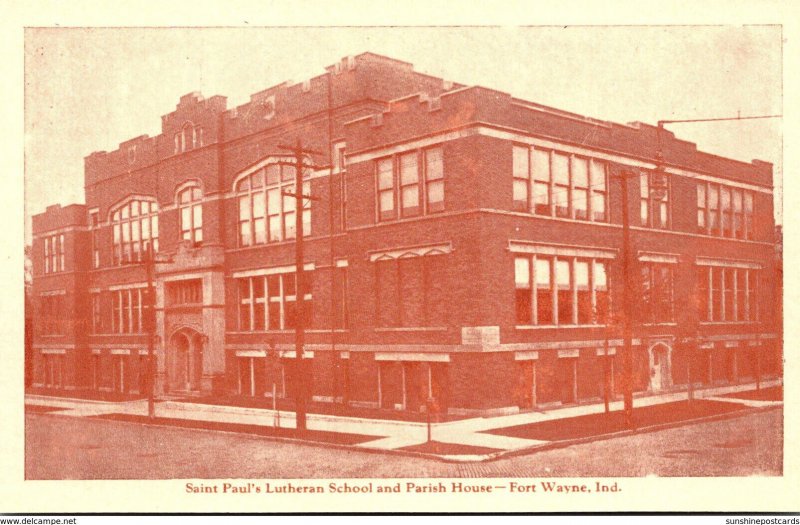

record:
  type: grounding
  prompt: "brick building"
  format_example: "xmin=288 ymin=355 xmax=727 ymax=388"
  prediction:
xmin=30 ymin=52 xmax=781 ymax=415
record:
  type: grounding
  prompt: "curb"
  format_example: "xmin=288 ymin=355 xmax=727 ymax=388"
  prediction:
xmin=479 ymin=402 xmax=783 ymax=463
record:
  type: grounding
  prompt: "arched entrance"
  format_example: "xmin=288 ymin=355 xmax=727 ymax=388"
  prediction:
xmin=648 ymin=341 xmax=672 ymax=392
xmin=168 ymin=328 xmax=205 ymax=393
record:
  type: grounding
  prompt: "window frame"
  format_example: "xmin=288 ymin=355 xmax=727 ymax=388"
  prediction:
xmin=376 ymin=146 xmax=445 ymax=222
xmin=513 ymin=144 xmax=608 ymax=223
xmin=178 ymin=186 xmax=204 ymax=244
xmin=110 ymin=199 xmax=159 ymax=265
xmin=514 ymin=254 xmax=610 ymax=327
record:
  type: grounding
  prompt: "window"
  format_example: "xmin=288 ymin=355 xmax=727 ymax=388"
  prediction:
xmin=641 ymin=263 xmax=674 ymax=324
xmin=238 ymin=272 xmax=312 ymax=331
xmin=111 ymin=199 xmax=159 ymax=264
xmin=43 ymin=234 xmax=64 ymax=273
xmin=376 ymin=147 xmax=445 ymax=221
xmin=89 ymin=211 xmax=100 ymax=268
xmin=167 ymin=279 xmax=202 ymax=306
xmin=697 ymin=266 xmax=760 ymax=322
xmin=174 ymin=122 xmax=203 ymax=154
xmin=178 ymin=186 xmax=203 ymax=244
xmin=640 ymin=172 xmax=670 ymax=228
xmin=111 ymin=288 xmax=148 ymax=334
xmin=236 ymin=165 xmax=310 ymax=247
xmin=513 ymin=145 xmax=607 ymax=222
xmin=697 ymin=182 xmax=753 ymax=239
xmin=91 ymin=293 xmax=102 ymax=333
xmin=515 ymin=255 xmax=610 ymax=326
xmin=333 ymin=142 xmax=348 ymax=231
xmin=40 ymin=294 xmax=65 ymax=334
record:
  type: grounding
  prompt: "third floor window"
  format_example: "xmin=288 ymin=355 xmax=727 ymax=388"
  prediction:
xmin=178 ymin=186 xmax=203 ymax=244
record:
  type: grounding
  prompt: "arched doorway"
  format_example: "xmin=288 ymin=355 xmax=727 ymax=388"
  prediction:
xmin=168 ymin=328 xmax=205 ymax=393
xmin=648 ymin=341 xmax=672 ymax=392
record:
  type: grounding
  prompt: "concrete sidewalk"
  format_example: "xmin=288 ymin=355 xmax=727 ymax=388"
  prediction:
xmin=25 ymin=379 xmax=782 ymax=461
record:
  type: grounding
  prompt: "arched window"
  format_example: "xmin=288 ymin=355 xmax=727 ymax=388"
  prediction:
xmin=111 ymin=199 xmax=159 ymax=264
xmin=178 ymin=185 xmax=203 ymax=244
xmin=235 ymin=164 xmax=310 ymax=247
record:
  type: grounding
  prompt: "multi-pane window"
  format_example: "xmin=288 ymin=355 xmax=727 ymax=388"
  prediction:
xmin=238 ymin=272 xmax=312 ymax=331
xmin=640 ymin=172 xmax=670 ymax=228
xmin=515 ymin=255 xmax=610 ymax=326
xmin=40 ymin=294 xmax=65 ymax=334
xmin=178 ymin=186 xmax=203 ymax=244
xmin=167 ymin=279 xmax=202 ymax=306
xmin=90 ymin=211 xmax=100 ymax=268
xmin=697 ymin=182 xmax=754 ymax=239
xmin=43 ymin=234 xmax=64 ymax=274
xmin=697 ymin=266 xmax=760 ymax=322
xmin=512 ymin=145 xmax=607 ymax=222
xmin=237 ymin=165 xmax=310 ymax=247
xmin=376 ymin=147 xmax=445 ymax=221
xmin=111 ymin=288 xmax=148 ymax=333
xmin=111 ymin=200 xmax=159 ymax=264
xmin=640 ymin=263 xmax=674 ymax=324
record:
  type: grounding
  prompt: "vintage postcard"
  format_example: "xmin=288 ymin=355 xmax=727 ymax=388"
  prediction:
xmin=4 ymin=1 xmax=798 ymax=514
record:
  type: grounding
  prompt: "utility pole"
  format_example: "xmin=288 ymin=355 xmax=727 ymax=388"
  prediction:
xmin=145 ymin=244 xmax=156 ymax=419
xmin=277 ymin=139 xmax=322 ymax=436
xmin=616 ymin=167 xmax=636 ymax=429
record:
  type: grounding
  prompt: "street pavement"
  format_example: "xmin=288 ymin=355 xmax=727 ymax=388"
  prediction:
xmin=25 ymin=407 xmax=783 ymax=478
xmin=24 ymin=378 xmax=782 ymax=462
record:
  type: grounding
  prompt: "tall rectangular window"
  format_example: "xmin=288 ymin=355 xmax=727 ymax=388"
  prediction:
xmin=512 ymin=146 xmax=530 ymax=212
xmin=40 ymin=294 xmax=65 ymax=335
xmin=641 ymin=173 xmax=669 ymax=228
xmin=641 ymin=263 xmax=674 ymax=324
xmin=377 ymin=158 xmax=395 ymax=221
xmin=42 ymin=234 xmax=64 ymax=273
xmin=399 ymin=153 xmax=420 ymax=217
xmin=590 ymin=160 xmax=607 ymax=222
xmin=697 ymin=184 xmax=707 ymax=232
xmin=111 ymin=288 xmax=145 ymax=334
xmin=90 ymin=211 xmax=100 ymax=268
xmin=515 ymin=254 xmax=610 ymax=326
xmin=533 ymin=149 xmax=551 ymax=215
xmin=425 ymin=148 xmax=444 ymax=213
xmin=552 ymin=153 xmax=570 ymax=219
xmin=91 ymin=293 xmax=101 ymax=333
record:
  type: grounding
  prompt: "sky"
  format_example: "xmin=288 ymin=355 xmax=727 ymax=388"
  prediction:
xmin=23 ymin=26 xmax=782 ymax=241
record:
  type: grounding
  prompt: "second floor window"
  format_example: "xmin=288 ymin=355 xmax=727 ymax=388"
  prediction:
xmin=513 ymin=146 xmax=607 ymax=222
xmin=376 ymin=147 xmax=445 ymax=222
xmin=178 ymin=186 xmax=203 ymax=244
xmin=43 ymin=234 xmax=64 ymax=274
xmin=167 ymin=279 xmax=202 ymax=306
xmin=89 ymin=211 xmax=100 ymax=268
xmin=237 ymin=272 xmax=312 ymax=331
xmin=640 ymin=263 xmax=674 ymax=324
xmin=514 ymin=255 xmax=609 ymax=326
xmin=91 ymin=293 xmax=101 ymax=333
xmin=111 ymin=287 xmax=149 ymax=333
xmin=111 ymin=199 xmax=159 ymax=264
xmin=237 ymin=165 xmax=310 ymax=247
xmin=697 ymin=182 xmax=754 ymax=239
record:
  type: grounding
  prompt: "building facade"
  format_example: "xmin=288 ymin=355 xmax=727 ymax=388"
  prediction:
xmin=30 ymin=52 xmax=781 ymax=415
